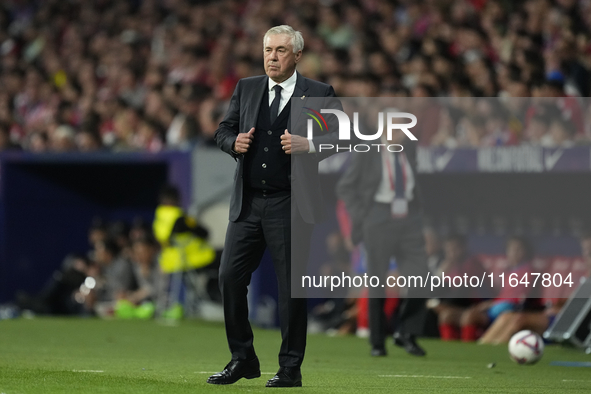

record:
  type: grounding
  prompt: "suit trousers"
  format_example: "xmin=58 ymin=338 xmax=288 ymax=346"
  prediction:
xmin=219 ymin=189 xmax=313 ymax=367
xmin=363 ymin=204 xmax=428 ymax=348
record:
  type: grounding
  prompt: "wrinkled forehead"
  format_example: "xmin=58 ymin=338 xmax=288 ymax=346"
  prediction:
xmin=264 ymin=33 xmax=293 ymax=49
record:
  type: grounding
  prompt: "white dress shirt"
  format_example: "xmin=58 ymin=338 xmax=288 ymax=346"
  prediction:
xmin=374 ymin=139 xmax=415 ymax=203
xmin=268 ymin=70 xmax=316 ymax=153
xmin=268 ymin=70 xmax=297 ymax=113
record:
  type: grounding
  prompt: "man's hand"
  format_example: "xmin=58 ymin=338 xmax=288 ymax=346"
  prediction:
xmin=233 ymin=127 xmax=255 ymax=153
xmin=280 ymin=130 xmax=309 ymax=154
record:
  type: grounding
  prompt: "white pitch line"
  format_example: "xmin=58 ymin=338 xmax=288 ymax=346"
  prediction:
xmin=195 ymin=371 xmax=275 ymax=375
xmin=562 ymin=379 xmax=591 ymax=382
xmin=379 ymin=375 xmax=471 ymax=379
xmin=72 ymin=370 xmax=104 ymax=373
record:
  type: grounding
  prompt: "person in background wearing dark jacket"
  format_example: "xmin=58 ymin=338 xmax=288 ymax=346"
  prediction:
xmin=337 ymin=120 xmax=429 ymax=358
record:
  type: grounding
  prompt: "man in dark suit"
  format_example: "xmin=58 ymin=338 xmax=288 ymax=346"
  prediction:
xmin=336 ymin=127 xmax=429 ymax=357
xmin=207 ymin=25 xmax=341 ymax=387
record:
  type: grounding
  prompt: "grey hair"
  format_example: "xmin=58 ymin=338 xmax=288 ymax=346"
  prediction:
xmin=263 ymin=25 xmax=304 ymax=53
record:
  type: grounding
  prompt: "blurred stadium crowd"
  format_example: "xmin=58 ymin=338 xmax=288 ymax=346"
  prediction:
xmin=1 ymin=0 xmax=591 ymax=153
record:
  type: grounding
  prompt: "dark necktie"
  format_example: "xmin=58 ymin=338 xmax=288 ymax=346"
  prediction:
xmin=270 ymin=85 xmax=282 ymax=124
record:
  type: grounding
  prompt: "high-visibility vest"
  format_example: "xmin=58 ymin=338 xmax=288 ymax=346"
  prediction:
xmin=153 ymin=205 xmax=216 ymax=273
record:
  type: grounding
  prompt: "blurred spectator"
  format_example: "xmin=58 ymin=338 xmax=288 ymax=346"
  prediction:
xmin=120 ymin=237 xmax=164 ymax=310
xmin=25 ymin=131 xmax=48 ymax=152
xmin=88 ymin=217 xmax=108 ymax=246
xmin=523 ymin=112 xmax=551 ymax=145
xmin=317 ymin=6 xmax=355 ymax=50
xmin=85 ymin=238 xmax=136 ymax=317
xmin=459 ymin=236 xmax=539 ymax=342
xmin=458 ymin=115 xmax=487 ymax=147
xmin=129 ymin=217 xmax=153 ymax=243
xmin=153 ymin=184 xmax=214 ymax=274
xmin=108 ymin=220 xmax=132 ymax=259
xmin=152 ymin=184 xmax=215 ymax=319
xmin=133 ymin=117 xmax=164 ymax=152
xmin=426 ymin=234 xmax=484 ymax=341
xmin=0 ymin=121 xmax=20 ymax=151
xmin=479 ymin=232 xmax=591 ymax=344
xmin=309 ymin=232 xmax=357 ymax=335
xmin=430 ymin=107 xmax=460 ymax=148
xmin=76 ymin=129 xmax=103 ymax=152
xmin=424 ymin=227 xmax=444 ymax=272
xmin=541 ymin=117 xmax=576 ymax=147
xmin=16 ymin=254 xmax=89 ymax=315
xmin=50 ymin=125 xmax=76 ymax=152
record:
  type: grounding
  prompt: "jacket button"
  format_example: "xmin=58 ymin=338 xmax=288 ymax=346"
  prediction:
xmin=264 ymin=147 xmax=269 ymax=152
xmin=262 ymin=163 xmax=267 ymax=168
xmin=267 ymin=130 xmax=272 ymax=135
xmin=261 ymin=180 xmax=266 ymax=184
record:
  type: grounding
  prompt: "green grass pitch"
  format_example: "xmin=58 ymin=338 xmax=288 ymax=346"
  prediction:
xmin=1 ymin=318 xmax=590 ymax=393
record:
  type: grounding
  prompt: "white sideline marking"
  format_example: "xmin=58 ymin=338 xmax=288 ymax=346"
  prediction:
xmin=196 ymin=371 xmax=275 ymax=375
xmin=563 ymin=379 xmax=591 ymax=382
xmin=379 ymin=375 xmax=471 ymax=379
xmin=72 ymin=370 xmax=104 ymax=373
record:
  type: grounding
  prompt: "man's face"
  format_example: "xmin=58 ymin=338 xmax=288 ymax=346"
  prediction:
xmin=264 ymin=34 xmax=301 ymax=83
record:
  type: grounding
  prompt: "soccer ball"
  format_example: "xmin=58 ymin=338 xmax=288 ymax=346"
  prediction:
xmin=508 ymin=330 xmax=544 ymax=365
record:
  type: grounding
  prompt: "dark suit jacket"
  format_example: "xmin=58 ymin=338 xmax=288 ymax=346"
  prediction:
xmin=336 ymin=142 xmax=422 ymax=245
xmin=215 ymin=72 xmax=342 ymax=224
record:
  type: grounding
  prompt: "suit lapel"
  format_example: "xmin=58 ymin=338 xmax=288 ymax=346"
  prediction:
xmin=289 ymin=72 xmax=309 ymax=136
xmin=249 ymin=76 xmax=268 ymax=129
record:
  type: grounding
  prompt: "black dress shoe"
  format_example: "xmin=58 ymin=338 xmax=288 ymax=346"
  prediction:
xmin=371 ymin=347 xmax=387 ymax=357
xmin=207 ymin=358 xmax=261 ymax=385
xmin=265 ymin=367 xmax=302 ymax=387
xmin=393 ymin=332 xmax=426 ymax=356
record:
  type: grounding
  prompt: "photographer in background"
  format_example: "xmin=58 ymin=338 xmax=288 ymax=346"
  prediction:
xmin=84 ymin=238 xmax=137 ymax=317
